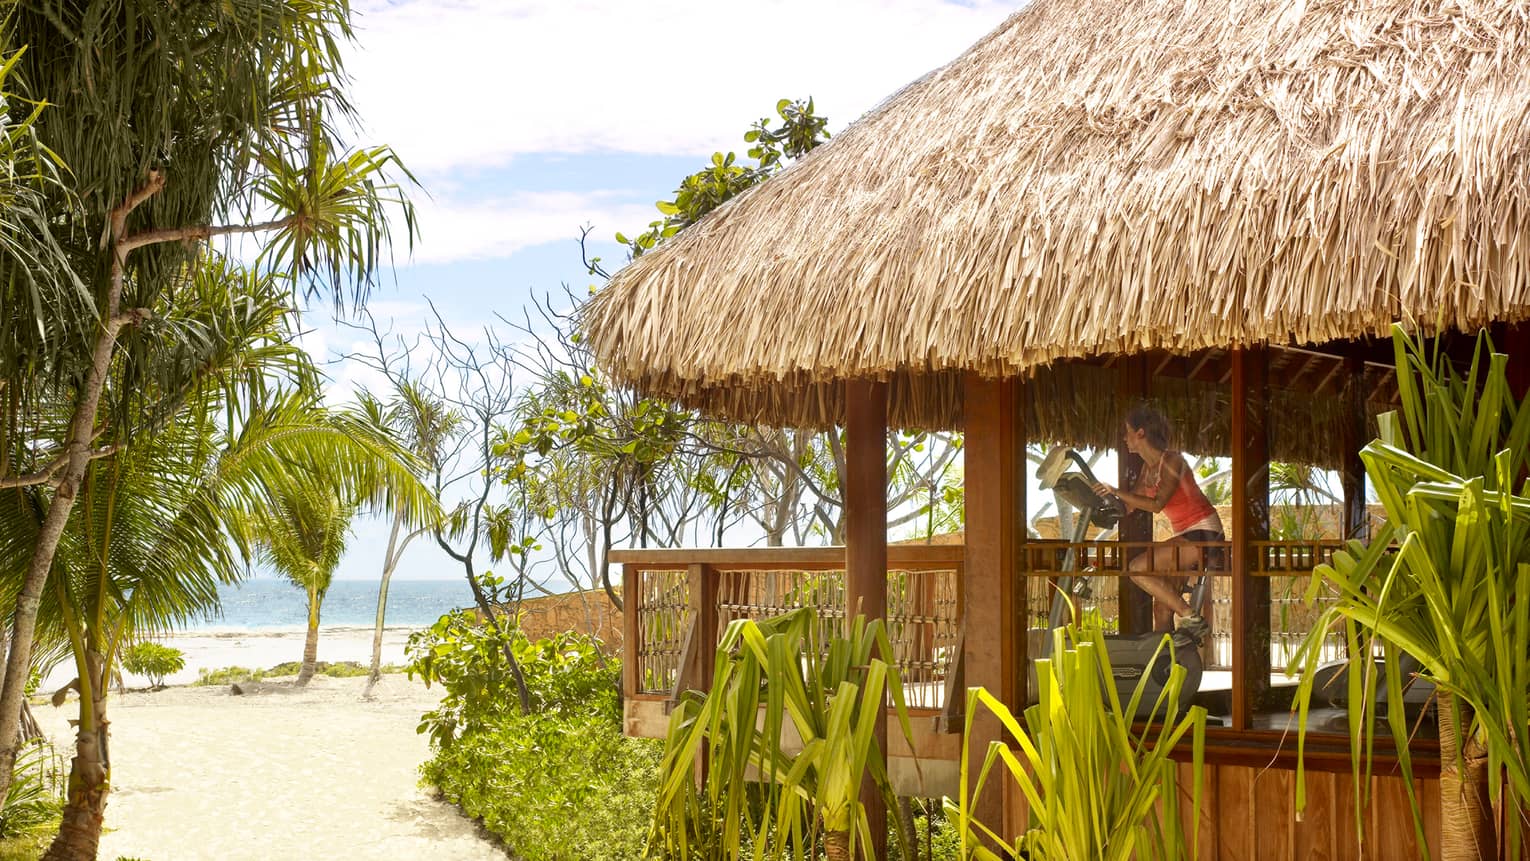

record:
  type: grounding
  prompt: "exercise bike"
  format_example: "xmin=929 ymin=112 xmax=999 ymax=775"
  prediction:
xmin=1032 ymin=447 xmax=1207 ymax=718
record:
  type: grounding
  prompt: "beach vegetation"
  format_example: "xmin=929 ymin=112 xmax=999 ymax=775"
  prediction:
xmin=248 ymin=477 xmax=361 ymax=688
xmin=0 ymin=255 xmax=434 ymax=860
xmin=1290 ymin=327 xmax=1530 ymax=860
xmin=120 ymin=644 xmax=185 ymax=691
xmin=194 ymin=661 xmax=404 ymax=687
xmin=0 ymin=0 xmax=418 ymax=817
xmin=351 ymin=386 xmax=457 ymax=697
xmin=0 ymin=741 xmax=64 ymax=841
xmin=409 ymin=614 xmax=657 ymax=860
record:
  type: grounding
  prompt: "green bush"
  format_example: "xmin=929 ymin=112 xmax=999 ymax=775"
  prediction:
xmin=409 ymin=610 xmax=655 ymax=861
xmin=0 ymin=740 xmax=63 ymax=840
xmin=193 ymin=661 xmax=402 ymax=686
xmin=422 ymin=711 xmax=661 ymax=861
xmin=121 ymin=642 xmax=185 ymax=689
xmin=193 ymin=666 xmax=258 ymax=686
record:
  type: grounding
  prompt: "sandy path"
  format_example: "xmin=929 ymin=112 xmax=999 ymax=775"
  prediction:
xmin=39 ymin=674 xmax=505 ymax=861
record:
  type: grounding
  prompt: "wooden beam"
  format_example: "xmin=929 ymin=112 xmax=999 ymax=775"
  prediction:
xmin=962 ymin=372 xmax=1023 ymax=841
xmin=1118 ymin=355 xmax=1154 ymax=636
xmin=1230 ymin=348 xmax=1272 ymax=730
xmin=1187 ymin=351 xmax=1218 ymax=383
xmin=1340 ymin=352 xmax=1369 ymax=542
xmin=844 ymin=378 xmax=888 ymax=860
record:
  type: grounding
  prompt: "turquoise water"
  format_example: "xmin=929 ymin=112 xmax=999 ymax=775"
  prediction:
xmin=186 ymin=578 xmax=475 ymax=631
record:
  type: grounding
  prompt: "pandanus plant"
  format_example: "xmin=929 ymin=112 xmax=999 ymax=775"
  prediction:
xmin=648 ymin=607 xmax=919 ymax=861
xmin=951 ymin=616 xmax=1205 ymax=861
xmin=1291 ymin=326 xmax=1530 ymax=860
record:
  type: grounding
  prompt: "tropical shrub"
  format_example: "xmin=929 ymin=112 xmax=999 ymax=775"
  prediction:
xmin=121 ymin=643 xmax=186 ymax=690
xmin=409 ymin=614 xmax=656 ymax=860
xmin=0 ymin=741 xmax=63 ymax=839
xmin=951 ymin=616 xmax=1205 ymax=861
xmin=649 ymin=608 xmax=919 ymax=861
xmin=1291 ymin=327 xmax=1530 ymax=860
xmin=421 ymin=710 xmax=660 ymax=861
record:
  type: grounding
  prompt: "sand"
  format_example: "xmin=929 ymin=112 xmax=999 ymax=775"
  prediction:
xmin=37 ymin=673 xmax=506 ymax=861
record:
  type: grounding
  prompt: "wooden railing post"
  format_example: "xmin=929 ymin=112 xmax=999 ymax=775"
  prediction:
xmin=622 ymin=564 xmax=640 ymax=701
xmin=672 ymin=563 xmax=717 ymax=701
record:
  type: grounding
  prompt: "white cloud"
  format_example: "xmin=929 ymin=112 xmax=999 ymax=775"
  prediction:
xmin=406 ymin=189 xmax=655 ymax=264
xmin=346 ymin=0 xmax=1024 ymax=175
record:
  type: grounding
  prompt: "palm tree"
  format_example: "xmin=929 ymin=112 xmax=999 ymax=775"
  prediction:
xmin=247 ymin=396 xmax=434 ymax=688
xmin=254 ymin=478 xmax=358 ymax=686
xmin=0 ymin=0 xmax=418 ymax=791
xmin=0 ymin=258 xmax=435 ymax=861
xmin=355 ymin=384 xmax=459 ymax=696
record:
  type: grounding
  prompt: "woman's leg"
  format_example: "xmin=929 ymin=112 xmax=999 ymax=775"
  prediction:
xmin=1128 ymin=542 xmax=1202 ymax=630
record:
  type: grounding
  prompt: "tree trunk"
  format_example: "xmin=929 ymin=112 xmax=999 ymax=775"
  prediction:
xmin=366 ymin=512 xmax=405 ymax=698
xmin=824 ymin=829 xmax=853 ymax=861
xmin=895 ymin=797 xmax=917 ymax=861
xmin=0 ymin=174 xmax=160 ymax=800
xmin=1438 ymin=692 xmax=1495 ymax=861
xmin=43 ymin=651 xmax=111 ymax=861
xmin=296 ymin=591 xmax=320 ymax=686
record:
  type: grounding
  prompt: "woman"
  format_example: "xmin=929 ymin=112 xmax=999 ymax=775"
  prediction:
xmin=1091 ymin=404 xmax=1221 ymax=641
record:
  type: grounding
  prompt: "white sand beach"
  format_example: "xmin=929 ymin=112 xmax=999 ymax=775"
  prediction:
xmin=39 ymin=625 xmax=423 ymax=692
xmin=37 ymin=673 xmax=506 ymax=861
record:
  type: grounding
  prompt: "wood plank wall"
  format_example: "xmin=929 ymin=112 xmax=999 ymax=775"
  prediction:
xmin=1173 ymin=762 xmax=1441 ymax=860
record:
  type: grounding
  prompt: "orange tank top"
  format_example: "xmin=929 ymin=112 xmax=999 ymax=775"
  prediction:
xmin=1141 ymin=456 xmax=1218 ymax=535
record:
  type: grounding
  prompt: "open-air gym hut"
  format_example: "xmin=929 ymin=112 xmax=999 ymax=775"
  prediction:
xmin=586 ymin=1 xmax=1530 ymax=857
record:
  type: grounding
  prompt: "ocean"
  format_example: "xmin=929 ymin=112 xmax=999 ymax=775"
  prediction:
xmin=187 ymin=578 xmax=476 ymax=632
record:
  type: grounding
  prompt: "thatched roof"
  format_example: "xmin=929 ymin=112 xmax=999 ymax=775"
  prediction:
xmin=585 ymin=0 xmax=1530 ymax=431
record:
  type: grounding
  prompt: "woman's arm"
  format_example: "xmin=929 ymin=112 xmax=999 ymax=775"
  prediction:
xmin=1093 ymin=455 xmax=1185 ymax=513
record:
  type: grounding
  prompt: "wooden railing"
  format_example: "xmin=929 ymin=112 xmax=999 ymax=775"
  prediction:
xmin=1017 ymin=539 xmax=1349 ymax=671
xmin=615 ymin=546 xmax=963 ymax=711
xmin=616 ymin=539 xmax=1353 ymax=717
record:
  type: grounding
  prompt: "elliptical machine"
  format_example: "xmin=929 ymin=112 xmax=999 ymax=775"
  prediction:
xmin=1033 ymin=447 xmax=1206 ymax=718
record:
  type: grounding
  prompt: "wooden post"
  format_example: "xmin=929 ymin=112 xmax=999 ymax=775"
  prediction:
xmin=622 ymin=564 xmax=640 ymax=699
xmin=1118 ymin=355 xmax=1154 ymax=635
xmin=1502 ymin=322 xmax=1530 ymax=400
xmin=844 ymin=379 xmax=888 ymax=860
xmin=1340 ymin=352 xmax=1369 ymax=541
xmin=676 ymin=563 xmax=717 ymax=695
xmin=1230 ymin=347 xmax=1271 ymax=730
xmin=962 ymin=372 xmax=1024 ymax=841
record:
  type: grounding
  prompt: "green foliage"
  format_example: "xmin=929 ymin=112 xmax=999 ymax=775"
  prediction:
xmin=952 ymin=616 xmax=1205 ymax=861
xmin=893 ymin=802 xmax=961 ymax=861
xmin=406 ymin=610 xmax=615 ymax=746
xmin=121 ymin=642 xmax=185 ymax=689
xmin=649 ymin=608 xmax=919 ymax=861
xmin=412 ymin=618 xmax=650 ymax=861
xmin=1290 ymin=326 xmax=1530 ymax=858
xmin=422 ymin=711 xmax=661 ymax=861
xmin=0 ymin=741 xmax=64 ymax=840
xmin=607 ymin=98 xmax=829 ymax=261
xmin=193 ymin=661 xmax=402 ymax=685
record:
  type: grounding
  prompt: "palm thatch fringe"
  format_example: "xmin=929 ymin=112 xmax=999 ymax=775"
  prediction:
xmin=585 ymin=0 xmax=1530 ymax=431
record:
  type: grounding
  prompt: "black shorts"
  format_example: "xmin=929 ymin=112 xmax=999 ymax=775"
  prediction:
xmin=1176 ymin=529 xmax=1226 ymax=570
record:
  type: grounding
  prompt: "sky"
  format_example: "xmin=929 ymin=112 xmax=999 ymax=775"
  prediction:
xmin=299 ymin=0 xmax=1032 ymax=581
